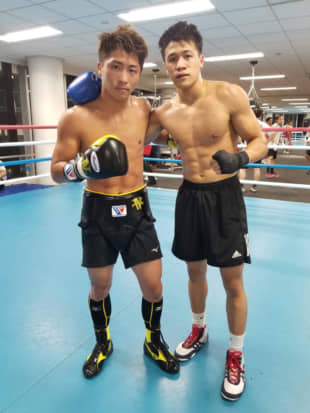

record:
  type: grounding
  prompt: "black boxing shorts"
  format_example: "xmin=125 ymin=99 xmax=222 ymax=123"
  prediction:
xmin=79 ymin=186 xmax=162 ymax=268
xmin=267 ymin=148 xmax=277 ymax=159
xmin=172 ymin=176 xmax=251 ymax=267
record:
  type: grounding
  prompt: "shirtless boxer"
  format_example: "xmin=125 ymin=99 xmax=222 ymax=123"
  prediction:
xmin=51 ymin=24 xmax=179 ymax=379
xmin=147 ymin=21 xmax=267 ymax=401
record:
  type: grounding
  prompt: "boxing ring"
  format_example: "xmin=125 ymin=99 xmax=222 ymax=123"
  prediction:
xmin=0 ymin=125 xmax=309 ymax=413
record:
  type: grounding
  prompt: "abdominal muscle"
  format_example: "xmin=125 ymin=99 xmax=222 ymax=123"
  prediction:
xmin=85 ymin=152 xmax=145 ymax=195
xmin=180 ymin=141 xmax=236 ymax=183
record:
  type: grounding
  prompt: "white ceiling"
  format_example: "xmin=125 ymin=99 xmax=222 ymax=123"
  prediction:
xmin=1 ymin=0 xmax=310 ymax=111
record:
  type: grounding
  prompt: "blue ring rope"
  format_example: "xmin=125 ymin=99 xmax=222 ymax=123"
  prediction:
xmin=1 ymin=157 xmax=51 ymax=167
xmin=1 ymin=156 xmax=310 ymax=170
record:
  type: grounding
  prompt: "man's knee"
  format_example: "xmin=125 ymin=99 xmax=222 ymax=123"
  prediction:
xmin=187 ymin=260 xmax=207 ymax=280
xmin=90 ymin=282 xmax=112 ymax=301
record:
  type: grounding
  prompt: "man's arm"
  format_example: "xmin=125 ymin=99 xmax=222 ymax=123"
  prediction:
xmin=145 ymin=109 xmax=164 ymax=145
xmin=51 ymin=109 xmax=128 ymax=184
xmin=211 ymin=84 xmax=267 ymax=175
xmin=229 ymin=85 xmax=267 ymax=162
xmin=145 ymin=109 xmax=176 ymax=147
xmin=51 ymin=110 xmax=81 ymax=183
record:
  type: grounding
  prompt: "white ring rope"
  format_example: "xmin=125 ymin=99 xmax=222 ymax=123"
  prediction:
xmin=1 ymin=173 xmax=50 ymax=186
xmin=0 ymin=140 xmax=56 ymax=148
xmin=2 ymin=170 xmax=309 ymax=190
xmin=143 ymin=172 xmax=310 ymax=190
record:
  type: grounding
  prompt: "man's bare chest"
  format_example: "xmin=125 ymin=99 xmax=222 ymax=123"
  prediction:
xmin=162 ymin=106 xmax=230 ymax=146
xmin=80 ymin=112 xmax=147 ymax=151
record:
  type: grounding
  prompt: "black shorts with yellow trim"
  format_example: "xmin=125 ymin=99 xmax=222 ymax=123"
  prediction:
xmin=79 ymin=186 xmax=162 ymax=268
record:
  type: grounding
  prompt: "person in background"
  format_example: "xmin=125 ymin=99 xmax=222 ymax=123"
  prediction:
xmin=0 ymin=159 xmax=7 ymax=190
xmin=283 ymin=120 xmax=293 ymax=153
xmin=266 ymin=114 xmax=283 ymax=178
xmin=305 ymin=133 xmax=310 ymax=175
xmin=238 ymin=108 xmax=269 ymax=193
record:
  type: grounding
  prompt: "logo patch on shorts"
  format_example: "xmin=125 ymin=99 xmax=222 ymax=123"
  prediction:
xmin=112 ymin=205 xmax=127 ymax=217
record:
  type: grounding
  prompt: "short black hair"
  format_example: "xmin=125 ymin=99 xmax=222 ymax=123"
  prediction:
xmin=266 ymin=116 xmax=272 ymax=123
xmin=98 ymin=24 xmax=148 ymax=70
xmin=159 ymin=21 xmax=202 ymax=59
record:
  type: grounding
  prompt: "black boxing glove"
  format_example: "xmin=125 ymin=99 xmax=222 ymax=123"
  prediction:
xmin=212 ymin=150 xmax=249 ymax=174
xmin=64 ymin=135 xmax=128 ymax=181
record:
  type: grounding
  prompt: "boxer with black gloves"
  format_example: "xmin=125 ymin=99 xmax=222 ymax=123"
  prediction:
xmin=51 ymin=25 xmax=179 ymax=379
xmin=143 ymin=21 xmax=268 ymax=402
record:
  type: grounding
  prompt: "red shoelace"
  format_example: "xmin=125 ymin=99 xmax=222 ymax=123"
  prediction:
xmin=226 ymin=350 xmax=243 ymax=384
xmin=184 ymin=325 xmax=203 ymax=347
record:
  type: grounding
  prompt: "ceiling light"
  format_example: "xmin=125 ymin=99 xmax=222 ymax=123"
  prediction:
xmin=0 ymin=25 xmax=62 ymax=43
xmin=240 ymin=74 xmax=285 ymax=80
xmin=205 ymin=52 xmax=264 ymax=62
xmin=282 ymin=98 xmax=308 ymax=101
xmin=118 ymin=0 xmax=214 ymax=22
xmin=288 ymin=102 xmax=309 ymax=105
xmin=143 ymin=62 xmax=157 ymax=68
xmin=164 ymin=81 xmax=174 ymax=85
xmin=260 ymin=87 xmax=296 ymax=91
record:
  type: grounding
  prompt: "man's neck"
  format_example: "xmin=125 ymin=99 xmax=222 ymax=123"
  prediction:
xmin=177 ymin=78 xmax=206 ymax=105
xmin=99 ymin=90 xmax=131 ymax=111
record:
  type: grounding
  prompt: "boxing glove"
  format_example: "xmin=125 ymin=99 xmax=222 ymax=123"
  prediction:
xmin=212 ymin=150 xmax=249 ymax=174
xmin=67 ymin=71 xmax=101 ymax=105
xmin=64 ymin=135 xmax=128 ymax=181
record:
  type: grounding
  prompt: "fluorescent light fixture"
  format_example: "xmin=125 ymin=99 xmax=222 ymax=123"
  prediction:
xmin=0 ymin=25 xmax=62 ymax=43
xmin=287 ymin=102 xmax=309 ymax=104
xmin=262 ymin=103 xmax=269 ymax=106
xmin=143 ymin=62 xmax=157 ymax=68
xmin=260 ymin=87 xmax=296 ymax=91
xmin=282 ymin=98 xmax=308 ymax=101
xmin=118 ymin=0 xmax=214 ymax=22
xmin=294 ymin=105 xmax=309 ymax=108
xmin=205 ymin=52 xmax=264 ymax=62
xmin=164 ymin=81 xmax=174 ymax=85
xmin=240 ymin=74 xmax=285 ymax=80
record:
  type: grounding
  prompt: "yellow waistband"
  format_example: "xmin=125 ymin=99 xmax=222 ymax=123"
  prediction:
xmin=84 ymin=184 xmax=146 ymax=196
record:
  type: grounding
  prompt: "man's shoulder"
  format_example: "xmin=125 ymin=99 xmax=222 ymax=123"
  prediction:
xmin=127 ymin=95 xmax=152 ymax=116
xmin=57 ymin=105 xmax=88 ymax=134
xmin=212 ymin=80 xmax=245 ymax=100
xmin=155 ymin=99 xmax=174 ymax=116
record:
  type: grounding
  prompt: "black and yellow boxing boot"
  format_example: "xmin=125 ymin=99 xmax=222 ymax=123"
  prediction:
xmin=83 ymin=326 xmax=113 ymax=378
xmin=144 ymin=328 xmax=179 ymax=374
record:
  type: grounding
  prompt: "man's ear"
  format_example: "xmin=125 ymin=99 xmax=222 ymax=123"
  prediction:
xmin=97 ymin=62 xmax=102 ymax=77
xmin=200 ymin=54 xmax=204 ymax=69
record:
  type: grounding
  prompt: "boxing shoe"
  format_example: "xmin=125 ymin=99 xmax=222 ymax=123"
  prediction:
xmin=175 ymin=324 xmax=208 ymax=361
xmin=144 ymin=328 xmax=179 ymax=374
xmin=221 ymin=350 xmax=245 ymax=401
xmin=83 ymin=327 xmax=113 ymax=378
